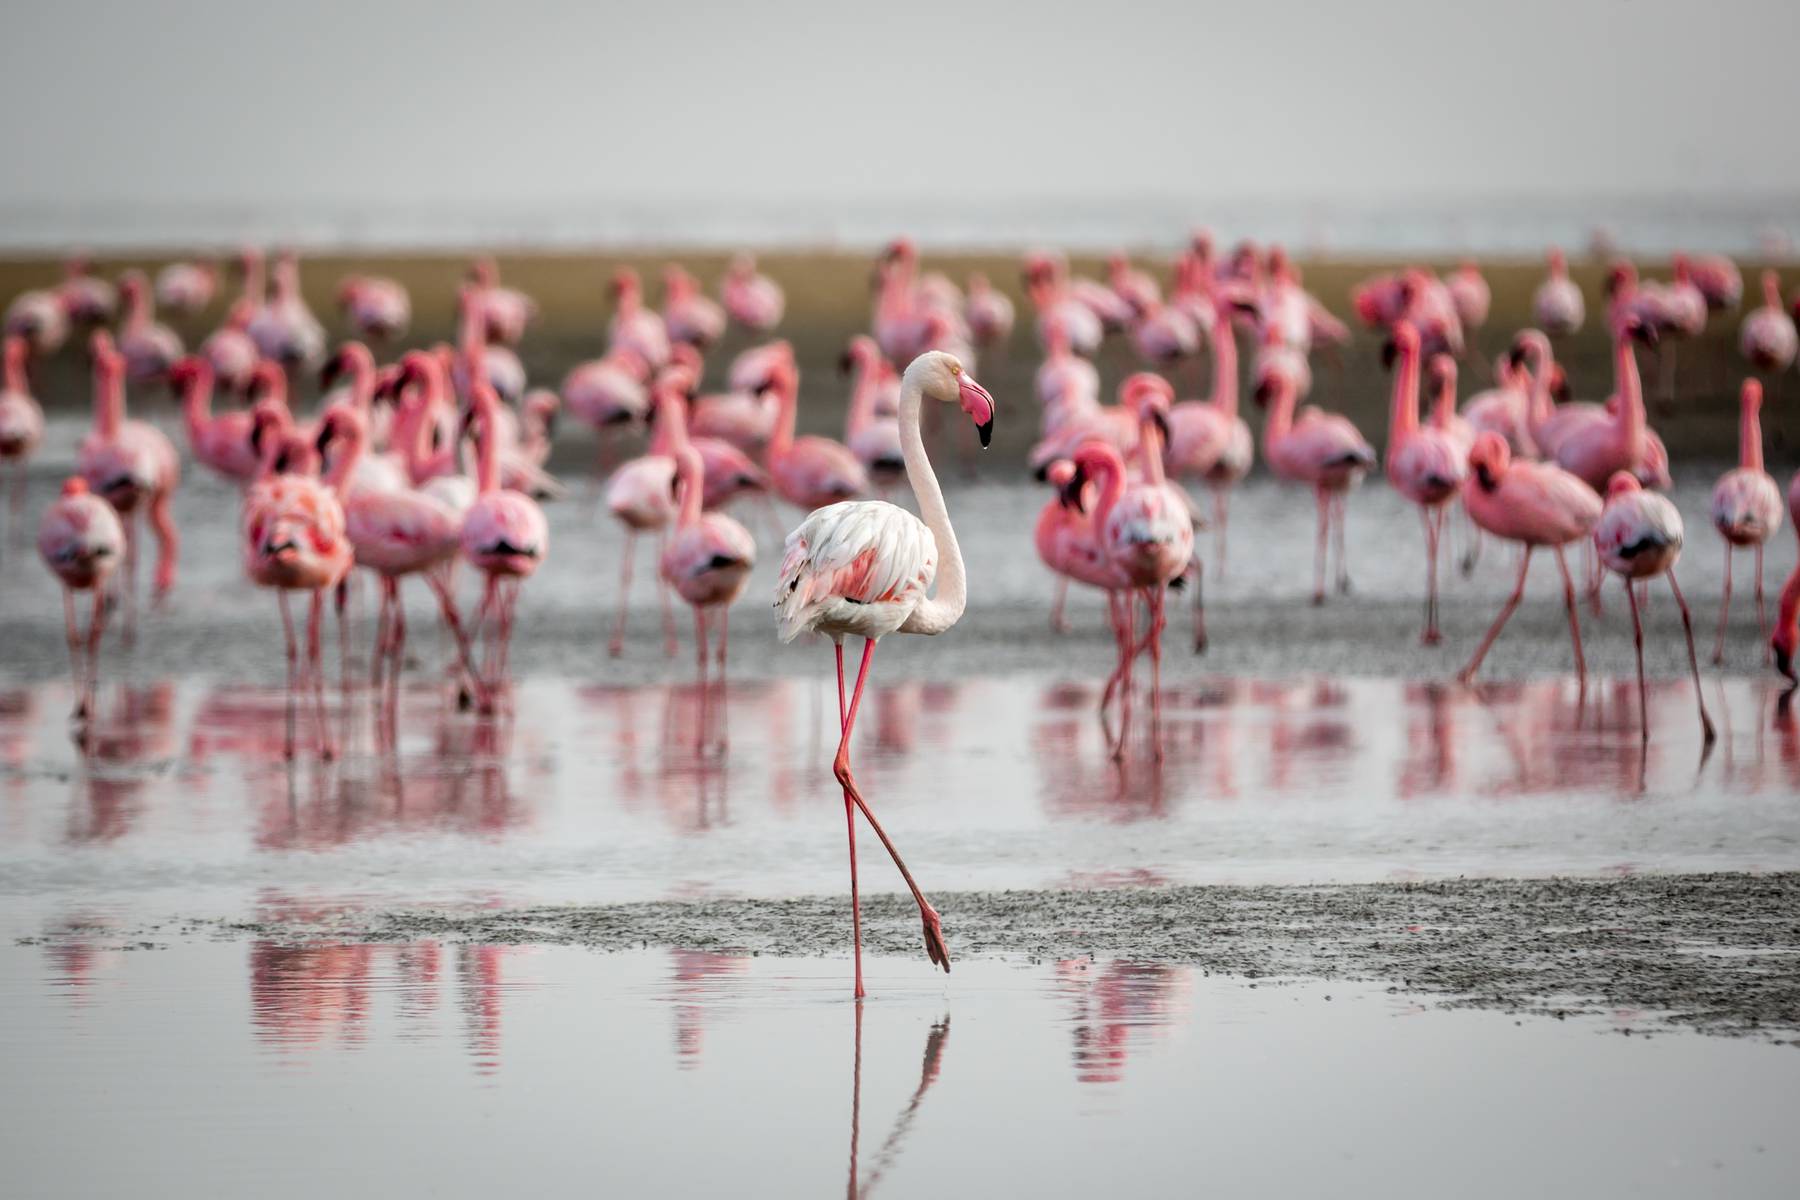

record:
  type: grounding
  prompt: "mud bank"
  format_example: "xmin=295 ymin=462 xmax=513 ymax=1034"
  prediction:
xmin=135 ymin=871 xmax=1800 ymax=1044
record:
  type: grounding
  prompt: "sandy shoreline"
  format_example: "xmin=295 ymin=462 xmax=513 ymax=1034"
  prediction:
xmin=71 ymin=871 xmax=1799 ymax=1046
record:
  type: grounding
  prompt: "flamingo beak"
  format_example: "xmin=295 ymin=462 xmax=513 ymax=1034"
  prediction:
xmin=958 ymin=374 xmax=995 ymax=449
xmin=1777 ymin=640 xmax=1796 ymax=685
xmin=1059 ymin=462 xmax=1088 ymax=511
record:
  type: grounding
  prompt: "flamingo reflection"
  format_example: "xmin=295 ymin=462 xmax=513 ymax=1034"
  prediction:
xmin=846 ymin=1006 xmax=952 ymax=1200
xmin=1055 ymin=959 xmax=1190 ymax=1085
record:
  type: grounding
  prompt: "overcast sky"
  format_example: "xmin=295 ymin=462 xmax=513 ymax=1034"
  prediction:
xmin=1 ymin=1 xmax=1794 ymax=239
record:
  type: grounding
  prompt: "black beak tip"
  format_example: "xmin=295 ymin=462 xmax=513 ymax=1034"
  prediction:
xmin=1777 ymin=645 xmax=1795 ymax=685
xmin=977 ymin=419 xmax=993 ymax=449
xmin=1380 ymin=340 xmax=1398 ymax=371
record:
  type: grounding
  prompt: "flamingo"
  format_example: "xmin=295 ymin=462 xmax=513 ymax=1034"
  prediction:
xmin=248 ymin=251 xmax=326 ymax=370
xmin=774 ymin=350 xmax=993 ymax=997
xmin=1456 ymin=433 xmax=1601 ymax=687
xmin=1384 ymin=323 xmax=1468 ymax=644
xmin=1165 ymin=301 xmax=1253 ymax=575
xmin=201 ymin=299 xmax=261 ymax=394
xmin=37 ymin=477 xmax=124 ymax=723
xmin=1772 ymin=474 xmax=1800 ymax=685
xmin=766 ymin=354 xmax=868 ymax=509
xmin=1532 ymin=248 xmax=1586 ymax=337
xmin=1710 ymin=379 xmax=1785 ymax=664
xmin=1739 ymin=270 xmax=1797 ymax=376
xmin=1686 ymin=255 xmax=1743 ymax=313
xmin=1548 ymin=317 xmax=1656 ymax=491
xmin=1461 ymin=352 xmax=1536 ymax=458
xmin=1033 ymin=322 xmax=1100 ymax=430
xmin=1129 ymin=299 xmax=1199 ymax=366
xmin=171 ymin=356 xmax=262 ymax=486
xmin=77 ymin=331 xmax=180 ymax=625
xmin=115 ymin=271 xmax=184 ymax=384
xmin=608 ymin=267 xmax=671 ymax=370
xmin=337 ymin=275 xmax=412 ymax=341
xmin=1035 ymin=455 xmax=1130 ymax=638
xmin=467 ymin=257 xmax=538 ymax=346
xmin=1593 ymin=472 xmax=1714 ymax=747
xmin=0 ymin=335 xmax=45 ymax=529
xmin=58 ymin=257 xmax=117 ymax=325
xmin=154 ymin=261 xmax=217 ymax=316
xmin=318 ymin=343 xmax=411 ymax=497
xmin=843 ymin=336 xmax=905 ymax=489
xmin=315 ymin=403 xmax=482 ymax=720
xmin=660 ymin=436 xmax=756 ymax=749
xmin=1107 ymin=254 xmax=1161 ymax=319
xmin=661 ymin=264 xmax=726 ymax=349
xmin=241 ymin=418 xmax=353 ymax=758
xmin=451 ymin=286 xmax=527 ymax=406
xmin=963 ymin=273 xmax=1015 ymax=348
xmin=563 ymin=345 xmax=651 ymax=468
xmin=604 ymin=374 xmax=687 ymax=657
xmin=721 ymin=255 xmax=785 ymax=332
xmin=4 ymin=288 xmax=69 ymax=355
xmin=1257 ymin=360 xmax=1376 ymax=603
xmin=461 ymin=382 xmax=549 ymax=704
xmin=1445 ymin=262 xmax=1491 ymax=335
xmin=1022 ymin=252 xmax=1104 ymax=355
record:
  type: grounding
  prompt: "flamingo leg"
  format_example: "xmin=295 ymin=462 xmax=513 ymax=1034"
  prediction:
xmin=608 ymin=530 xmax=635 ymax=657
xmin=371 ymin=579 xmax=392 ymax=691
xmin=833 ymin=638 xmax=949 ymax=980
xmin=1755 ymin=542 xmax=1770 ymax=664
xmin=1049 ymin=576 xmax=1070 ymax=634
xmin=1458 ymin=546 xmax=1532 ymax=685
xmin=1627 ymin=576 xmax=1649 ymax=745
xmin=278 ymin=590 xmax=299 ymax=760
xmin=424 ymin=568 xmax=485 ymax=710
xmin=1311 ymin=488 xmax=1328 ymax=605
xmin=62 ymin=589 xmax=85 ymax=720
xmin=1211 ymin=485 xmax=1229 ymax=580
xmin=1420 ymin=507 xmax=1443 ymax=645
xmin=1148 ymin=588 xmax=1166 ymax=762
xmin=306 ymin=590 xmax=335 ymax=760
xmin=121 ymin=518 xmax=138 ymax=645
xmin=85 ymin=589 xmax=106 ymax=723
xmin=1666 ymin=571 xmax=1717 ymax=747
xmin=147 ymin=490 xmax=179 ymax=603
xmin=1553 ymin=544 xmax=1588 ymax=694
xmin=658 ymin=530 xmax=678 ymax=657
xmin=1713 ymin=542 xmax=1733 ymax=665
xmin=390 ymin=583 xmax=409 ymax=722
xmin=1333 ymin=492 xmax=1351 ymax=595
xmin=694 ymin=608 xmax=709 ymax=756
xmin=1191 ymin=560 xmax=1207 ymax=654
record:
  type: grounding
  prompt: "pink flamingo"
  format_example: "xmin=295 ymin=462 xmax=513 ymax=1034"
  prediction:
xmin=608 ymin=267 xmax=671 ymax=371
xmin=37 ymin=477 xmax=124 ymax=722
xmin=843 ymin=336 xmax=905 ymax=490
xmin=1456 ymin=433 xmax=1601 ymax=687
xmin=466 ymin=258 xmax=538 ymax=346
xmin=1129 ymin=299 xmax=1199 ymax=366
xmin=1034 ymin=321 xmax=1100 ymax=429
xmin=241 ymin=419 xmax=353 ymax=758
xmin=336 ymin=275 xmax=411 ymax=341
xmin=652 ymin=350 xmax=771 ymax=512
xmin=1035 ymin=455 xmax=1131 ymax=639
xmin=59 ymin=256 xmax=117 ymax=324
xmin=115 ymin=271 xmax=184 ymax=384
xmin=1022 ymin=252 xmax=1105 ymax=355
xmin=1257 ymin=360 xmax=1376 ymax=603
xmin=247 ymin=250 xmax=326 ymax=370
xmin=77 ymin=331 xmax=180 ymax=625
xmin=461 ymin=382 xmax=549 ymax=702
xmin=1461 ymin=351 xmax=1536 ymax=458
xmin=1710 ymin=379 xmax=1785 ymax=664
xmin=1107 ymin=254 xmax=1162 ymax=319
xmin=1445 ymin=262 xmax=1491 ymax=333
xmin=563 ymin=345 xmax=651 ymax=468
xmin=766 ymin=354 xmax=868 ymax=508
xmin=721 ymin=255 xmax=785 ymax=333
xmin=1540 ymin=316 xmax=1656 ymax=488
xmin=1739 ymin=270 xmax=1797 ymax=376
xmin=1165 ymin=301 xmax=1252 ymax=575
xmin=963 ymin=273 xmax=1015 ymax=348
xmin=1773 ymin=474 xmax=1800 ymax=685
xmin=1532 ymin=248 xmax=1586 ymax=337
xmin=661 ymin=440 xmax=756 ymax=752
xmin=201 ymin=299 xmax=260 ymax=394
xmin=171 ymin=356 xmax=261 ymax=485
xmin=318 ymin=343 xmax=412 ymax=497
xmin=1593 ymin=471 xmax=1713 ymax=746
xmin=451 ymin=286 xmax=527 ymax=405
xmin=154 ymin=261 xmax=217 ymax=316
xmin=662 ymin=264 xmax=726 ymax=349
xmin=603 ymin=373 xmax=690 ymax=657
xmin=315 ymin=403 xmax=481 ymax=719
xmin=1384 ymin=323 xmax=1468 ymax=644
xmin=0 ymin=335 xmax=44 ymax=530
xmin=1687 ymin=255 xmax=1743 ymax=313
xmin=775 ymin=350 xmax=992 ymax=997
xmin=4 ymin=288 xmax=69 ymax=355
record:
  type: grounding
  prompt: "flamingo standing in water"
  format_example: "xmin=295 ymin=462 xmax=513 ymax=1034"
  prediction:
xmin=1710 ymin=379 xmax=1785 ymax=664
xmin=59 ymin=257 xmax=117 ymax=326
xmin=38 ymin=477 xmax=124 ymax=723
xmin=0 ymin=335 xmax=44 ymax=532
xmin=721 ymin=255 xmax=785 ymax=332
xmin=1384 ymin=322 xmax=1468 ymax=644
xmin=155 ymin=261 xmax=217 ymax=317
xmin=1456 ymin=433 xmax=1601 ymax=687
xmin=963 ymin=273 xmax=1015 ymax=348
xmin=78 ymin=332 xmax=180 ymax=628
xmin=608 ymin=267 xmax=672 ymax=371
xmin=1593 ymin=471 xmax=1714 ymax=747
xmin=1532 ymin=249 xmax=1585 ymax=337
xmin=1772 ymin=473 xmax=1800 ymax=685
xmin=461 ymin=382 xmax=549 ymax=704
xmin=172 ymin=356 xmax=262 ymax=486
xmin=766 ymin=354 xmax=869 ymax=509
xmin=201 ymin=299 xmax=260 ymax=394
xmin=1257 ymin=360 xmax=1375 ymax=603
xmin=115 ymin=271 xmax=184 ymax=384
xmin=241 ymin=419 xmax=353 ymax=758
xmin=603 ymin=373 xmax=691 ymax=658
xmin=662 ymin=265 xmax=726 ymax=349
xmin=467 ymin=257 xmax=538 ymax=346
xmin=337 ymin=275 xmax=412 ymax=341
xmin=247 ymin=250 xmax=327 ymax=371
xmin=775 ymin=350 xmax=993 ymax=997
xmin=1165 ymin=302 xmax=1252 ymax=576
xmin=843 ymin=337 xmax=905 ymax=490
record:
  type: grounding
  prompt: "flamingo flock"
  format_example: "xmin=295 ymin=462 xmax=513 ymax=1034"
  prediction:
xmin=10 ymin=240 xmax=1800 ymax=999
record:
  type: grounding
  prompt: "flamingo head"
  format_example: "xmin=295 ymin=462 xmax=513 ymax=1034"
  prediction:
xmin=1428 ymin=354 xmax=1457 ymax=398
xmin=1467 ymin=432 xmax=1510 ymax=492
xmin=610 ymin=267 xmax=642 ymax=300
xmin=1604 ymin=260 xmax=1638 ymax=298
xmin=247 ymin=398 xmax=292 ymax=461
xmin=838 ymin=335 xmax=880 ymax=375
xmin=1604 ymin=470 xmax=1642 ymax=500
xmin=167 ymin=355 xmax=210 ymax=393
xmin=1382 ymin=320 xmax=1421 ymax=369
xmin=319 ymin=341 xmax=372 ymax=391
xmin=666 ymin=341 xmax=703 ymax=374
xmin=1547 ymin=247 xmax=1566 ymax=274
xmin=654 ymin=362 xmax=700 ymax=402
xmin=87 ymin=329 xmax=120 ymax=369
xmin=1742 ymin=378 xmax=1764 ymax=412
xmin=907 ymin=350 xmax=993 ymax=449
xmin=1506 ymin=329 xmax=1549 ymax=370
xmin=117 ymin=270 xmax=146 ymax=303
xmin=1549 ymin=365 xmax=1571 ymax=404
xmin=1063 ymin=440 xmax=1125 ymax=509
xmin=246 ymin=360 xmax=287 ymax=405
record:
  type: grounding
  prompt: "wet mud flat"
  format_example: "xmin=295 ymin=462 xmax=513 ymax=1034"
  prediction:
xmin=150 ymin=871 xmax=1800 ymax=1044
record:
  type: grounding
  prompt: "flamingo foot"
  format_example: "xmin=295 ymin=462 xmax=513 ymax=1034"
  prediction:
xmin=1422 ymin=629 xmax=1443 ymax=647
xmin=1311 ymin=592 xmax=1325 ymax=607
xmin=919 ymin=904 xmax=950 ymax=974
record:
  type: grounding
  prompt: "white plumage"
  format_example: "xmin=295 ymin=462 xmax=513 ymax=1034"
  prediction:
xmin=775 ymin=500 xmax=937 ymax=643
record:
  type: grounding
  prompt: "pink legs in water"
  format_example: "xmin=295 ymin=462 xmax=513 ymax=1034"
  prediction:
xmin=1713 ymin=542 xmax=1772 ymax=667
xmin=60 ymin=586 xmax=107 ymax=726
xmin=832 ymin=638 xmax=949 ymax=998
xmin=1458 ymin=544 xmax=1587 ymax=691
xmin=608 ymin=530 xmax=679 ymax=658
xmin=1624 ymin=571 xmax=1715 ymax=747
xmin=1309 ymin=488 xmax=1353 ymax=604
xmin=1419 ymin=505 xmax=1447 ymax=646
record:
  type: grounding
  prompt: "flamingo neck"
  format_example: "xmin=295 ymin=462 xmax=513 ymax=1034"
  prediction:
xmin=1527 ymin=344 xmax=1555 ymax=431
xmin=1613 ymin=334 xmax=1646 ymax=457
xmin=896 ymin=374 xmax=965 ymax=637
xmin=124 ymin=285 xmax=149 ymax=332
xmin=94 ymin=361 xmax=123 ymax=438
xmin=242 ymin=255 xmax=266 ymax=306
xmin=1430 ymin=367 xmax=1458 ymax=428
xmin=1387 ymin=341 xmax=1421 ymax=451
xmin=180 ymin=368 xmax=213 ymax=440
xmin=1088 ymin=450 xmax=1126 ymax=534
xmin=847 ymin=356 xmax=878 ymax=437
xmin=3 ymin=342 xmax=27 ymax=393
xmin=1138 ymin=414 xmax=1168 ymax=486
xmin=769 ymin=371 xmax=798 ymax=457
xmin=1260 ymin=378 xmax=1296 ymax=454
xmin=1776 ymin=565 xmax=1800 ymax=679
xmin=676 ymin=446 xmax=703 ymax=528
xmin=1764 ymin=272 xmax=1783 ymax=311
xmin=1740 ymin=392 xmax=1765 ymax=473
xmin=474 ymin=402 xmax=500 ymax=494
xmin=347 ymin=352 xmax=376 ymax=417
xmin=324 ymin=423 xmax=364 ymax=493
xmin=1207 ymin=310 xmax=1237 ymax=417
